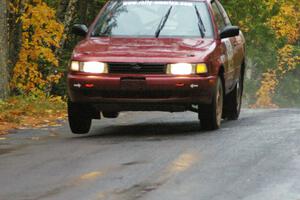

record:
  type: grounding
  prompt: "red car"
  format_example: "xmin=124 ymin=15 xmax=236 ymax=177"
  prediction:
xmin=68 ymin=0 xmax=246 ymax=134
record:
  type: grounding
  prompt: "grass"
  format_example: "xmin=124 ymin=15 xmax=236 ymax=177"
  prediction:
xmin=0 ymin=96 xmax=67 ymax=135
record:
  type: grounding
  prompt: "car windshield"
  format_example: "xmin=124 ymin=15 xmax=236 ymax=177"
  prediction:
xmin=92 ymin=1 xmax=214 ymax=38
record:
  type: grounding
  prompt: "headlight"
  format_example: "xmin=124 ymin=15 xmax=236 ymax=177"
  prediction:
xmin=167 ymin=63 xmax=208 ymax=75
xmin=70 ymin=61 xmax=108 ymax=74
xmin=82 ymin=62 xmax=107 ymax=73
xmin=167 ymin=63 xmax=193 ymax=75
xmin=71 ymin=61 xmax=80 ymax=71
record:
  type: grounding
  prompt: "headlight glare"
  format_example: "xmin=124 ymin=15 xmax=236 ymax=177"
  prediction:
xmin=167 ymin=63 xmax=208 ymax=75
xmin=168 ymin=63 xmax=193 ymax=75
xmin=71 ymin=61 xmax=80 ymax=71
xmin=70 ymin=61 xmax=107 ymax=73
xmin=82 ymin=62 xmax=106 ymax=73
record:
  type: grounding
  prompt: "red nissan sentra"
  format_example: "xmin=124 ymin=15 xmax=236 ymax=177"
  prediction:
xmin=68 ymin=0 xmax=246 ymax=134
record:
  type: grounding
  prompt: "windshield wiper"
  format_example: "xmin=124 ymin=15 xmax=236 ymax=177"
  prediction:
xmin=194 ymin=6 xmax=206 ymax=38
xmin=155 ymin=6 xmax=173 ymax=38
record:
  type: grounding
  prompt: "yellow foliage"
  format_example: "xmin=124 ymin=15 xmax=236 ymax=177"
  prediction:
xmin=268 ymin=2 xmax=300 ymax=43
xmin=277 ymin=45 xmax=299 ymax=75
xmin=11 ymin=0 xmax=64 ymax=96
xmin=255 ymin=45 xmax=299 ymax=108
xmin=255 ymin=0 xmax=300 ymax=108
xmin=254 ymin=69 xmax=278 ymax=108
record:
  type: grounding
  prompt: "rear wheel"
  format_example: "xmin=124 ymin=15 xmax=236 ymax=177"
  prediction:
xmin=223 ymin=75 xmax=243 ymax=120
xmin=199 ymin=77 xmax=224 ymax=130
xmin=68 ymin=101 xmax=92 ymax=134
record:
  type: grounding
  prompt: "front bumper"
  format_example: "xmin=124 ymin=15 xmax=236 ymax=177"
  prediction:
xmin=68 ymin=73 xmax=217 ymax=107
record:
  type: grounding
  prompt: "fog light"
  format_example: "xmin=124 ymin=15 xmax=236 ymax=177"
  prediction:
xmin=84 ymin=83 xmax=94 ymax=88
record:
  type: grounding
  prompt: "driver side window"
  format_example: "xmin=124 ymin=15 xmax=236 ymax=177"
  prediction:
xmin=211 ymin=2 xmax=226 ymax=32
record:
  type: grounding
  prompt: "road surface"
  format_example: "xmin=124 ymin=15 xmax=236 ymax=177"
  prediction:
xmin=1 ymin=109 xmax=300 ymax=200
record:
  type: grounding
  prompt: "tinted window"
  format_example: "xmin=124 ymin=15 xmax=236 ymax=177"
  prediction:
xmin=215 ymin=1 xmax=232 ymax=26
xmin=211 ymin=2 xmax=226 ymax=32
xmin=92 ymin=1 xmax=214 ymax=38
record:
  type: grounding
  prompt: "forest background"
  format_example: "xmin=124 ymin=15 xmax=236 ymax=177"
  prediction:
xmin=0 ymin=0 xmax=299 ymax=132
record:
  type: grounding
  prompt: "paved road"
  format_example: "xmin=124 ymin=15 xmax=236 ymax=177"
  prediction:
xmin=1 ymin=109 xmax=300 ymax=200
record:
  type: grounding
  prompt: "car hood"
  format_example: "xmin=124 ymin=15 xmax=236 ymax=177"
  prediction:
xmin=72 ymin=37 xmax=216 ymax=63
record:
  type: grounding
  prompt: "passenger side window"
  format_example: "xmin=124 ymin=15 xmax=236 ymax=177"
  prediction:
xmin=211 ymin=2 xmax=226 ymax=32
xmin=215 ymin=1 xmax=232 ymax=26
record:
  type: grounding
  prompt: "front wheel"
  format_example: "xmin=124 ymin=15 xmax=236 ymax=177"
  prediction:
xmin=68 ymin=101 xmax=92 ymax=134
xmin=199 ymin=77 xmax=224 ymax=131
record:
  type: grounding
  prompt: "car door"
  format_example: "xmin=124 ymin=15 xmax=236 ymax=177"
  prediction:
xmin=211 ymin=1 xmax=236 ymax=91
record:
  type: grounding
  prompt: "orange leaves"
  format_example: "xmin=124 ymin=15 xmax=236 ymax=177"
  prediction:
xmin=254 ymin=0 xmax=299 ymax=108
xmin=277 ymin=45 xmax=298 ymax=74
xmin=0 ymin=96 xmax=66 ymax=135
xmin=11 ymin=0 xmax=64 ymax=96
xmin=254 ymin=69 xmax=278 ymax=108
xmin=255 ymin=44 xmax=298 ymax=108
xmin=268 ymin=2 xmax=300 ymax=43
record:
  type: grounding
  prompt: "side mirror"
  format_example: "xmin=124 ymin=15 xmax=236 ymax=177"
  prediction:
xmin=220 ymin=26 xmax=240 ymax=39
xmin=72 ymin=24 xmax=88 ymax=37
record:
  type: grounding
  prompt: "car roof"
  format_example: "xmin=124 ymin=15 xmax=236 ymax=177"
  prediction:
xmin=109 ymin=0 xmax=214 ymax=6
xmin=116 ymin=0 xmax=210 ymax=2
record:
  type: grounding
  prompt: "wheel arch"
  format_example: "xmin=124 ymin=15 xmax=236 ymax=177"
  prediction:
xmin=241 ymin=59 xmax=246 ymax=82
xmin=218 ymin=65 xmax=226 ymax=95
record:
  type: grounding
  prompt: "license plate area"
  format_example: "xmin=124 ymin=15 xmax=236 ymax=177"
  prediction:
xmin=120 ymin=77 xmax=146 ymax=90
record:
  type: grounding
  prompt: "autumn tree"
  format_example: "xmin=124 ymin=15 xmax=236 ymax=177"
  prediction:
xmin=0 ymin=0 xmax=10 ymax=99
xmin=255 ymin=0 xmax=300 ymax=107
xmin=11 ymin=0 xmax=64 ymax=96
xmin=223 ymin=0 xmax=300 ymax=107
xmin=55 ymin=0 xmax=78 ymax=58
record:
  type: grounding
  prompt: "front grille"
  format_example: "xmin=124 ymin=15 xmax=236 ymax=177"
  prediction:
xmin=108 ymin=63 xmax=166 ymax=74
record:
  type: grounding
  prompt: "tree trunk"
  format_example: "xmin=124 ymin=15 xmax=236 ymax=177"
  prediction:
xmin=8 ymin=0 xmax=23 ymax=75
xmin=0 ymin=0 xmax=10 ymax=99
xmin=56 ymin=0 xmax=79 ymax=58
xmin=78 ymin=0 xmax=88 ymax=24
xmin=57 ymin=0 xmax=70 ymax=22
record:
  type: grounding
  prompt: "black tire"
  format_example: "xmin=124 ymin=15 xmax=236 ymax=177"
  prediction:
xmin=223 ymin=75 xmax=243 ymax=120
xmin=102 ymin=112 xmax=119 ymax=119
xmin=68 ymin=101 xmax=92 ymax=134
xmin=199 ymin=77 xmax=224 ymax=131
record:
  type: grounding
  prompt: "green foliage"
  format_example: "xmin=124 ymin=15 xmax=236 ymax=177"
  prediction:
xmin=273 ymin=46 xmax=300 ymax=107
xmin=223 ymin=0 xmax=300 ymax=107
